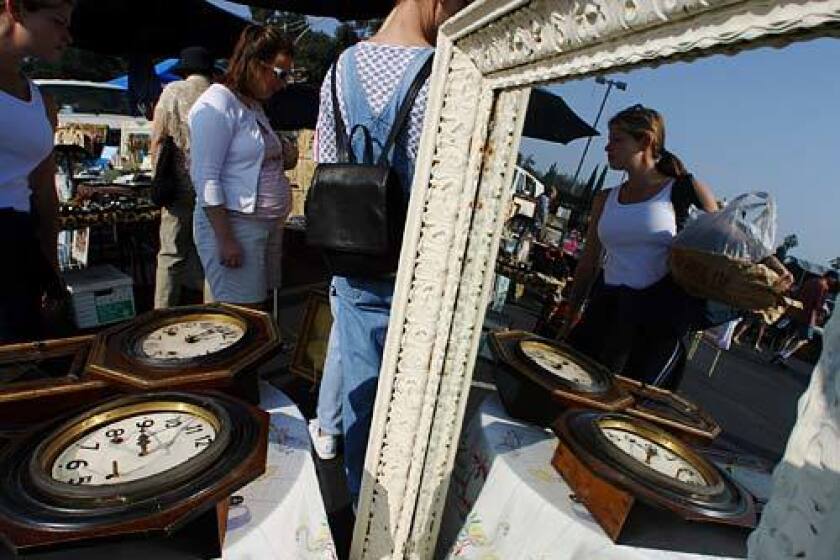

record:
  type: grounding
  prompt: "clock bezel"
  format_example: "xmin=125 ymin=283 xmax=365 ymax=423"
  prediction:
xmin=0 ymin=390 xmax=268 ymax=550
xmin=489 ymin=330 xmax=632 ymax=412
xmin=28 ymin=396 xmax=231 ymax=504
xmin=516 ymin=338 xmax=610 ymax=394
xmin=555 ymin=410 xmax=753 ymax=520
xmin=124 ymin=310 xmax=252 ymax=368
xmin=592 ymin=416 xmax=724 ymax=497
xmin=85 ymin=303 xmax=281 ymax=391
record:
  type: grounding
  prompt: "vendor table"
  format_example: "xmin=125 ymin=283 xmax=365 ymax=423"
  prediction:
xmin=222 ymin=382 xmax=337 ymax=559
xmin=438 ymin=394 xmax=763 ymax=559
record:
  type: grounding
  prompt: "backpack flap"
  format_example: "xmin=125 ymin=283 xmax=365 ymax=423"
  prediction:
xmin=305 ymin=162 xmax=392 ymax=255
xmin=304 ymin=52 xmax=432 ymax=278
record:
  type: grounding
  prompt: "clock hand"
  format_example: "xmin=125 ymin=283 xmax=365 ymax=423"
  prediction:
xmin=104 ymin=460 xmax=120 ymax=480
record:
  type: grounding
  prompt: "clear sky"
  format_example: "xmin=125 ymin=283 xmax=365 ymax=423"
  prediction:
xmin=521 ymin=37 xmax=840 ymax=267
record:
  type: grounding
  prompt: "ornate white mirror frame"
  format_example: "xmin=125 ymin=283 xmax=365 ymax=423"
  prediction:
xmin=352 ymin=1 xmax=840 ymax=558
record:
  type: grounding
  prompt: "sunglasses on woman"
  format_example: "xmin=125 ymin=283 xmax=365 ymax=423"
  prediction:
xmin=269 ymin=66 xmax=291 ymax=81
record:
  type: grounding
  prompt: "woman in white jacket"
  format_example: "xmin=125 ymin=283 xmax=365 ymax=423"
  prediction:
xmin=189 ymin=25 xmax=294 ymax=305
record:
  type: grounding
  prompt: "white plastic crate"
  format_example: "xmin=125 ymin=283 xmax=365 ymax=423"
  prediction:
xmin=63 ymin=265 xmax=135 ymax=329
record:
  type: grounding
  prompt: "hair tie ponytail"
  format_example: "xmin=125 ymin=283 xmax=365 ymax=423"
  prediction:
xmin=656 ymin=149 xmax=689 ymax=178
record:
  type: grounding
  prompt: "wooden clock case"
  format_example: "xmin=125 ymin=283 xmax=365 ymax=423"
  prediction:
xmin=0 ymin=304 xmax=281 ymax=557
xmin=488 ymin=330 xmax=632 ymax=426
xmin=0 ymin=391 xmax=269 ymax=558
xmin=551 ymin=410 xmax=756 ymax=555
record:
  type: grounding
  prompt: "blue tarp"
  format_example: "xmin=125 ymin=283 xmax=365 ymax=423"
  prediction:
xmin=107 ymin=59 xmax=179 ymax=90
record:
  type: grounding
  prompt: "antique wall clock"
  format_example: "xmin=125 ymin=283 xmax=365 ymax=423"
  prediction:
xmin=0 ymin=391 xmax=268 ymax=556
xmin=551 ymin=410 xmax=755 ymax=543
xmin=85 ymin=304 xmax=280 ymax=400
xmin=615 ymin=376 xmax=721 ymax=442
xmin=0 ymin=336 xmax=113 ymax=428
xmin=488 ymin=330 xmax=631 ymax=426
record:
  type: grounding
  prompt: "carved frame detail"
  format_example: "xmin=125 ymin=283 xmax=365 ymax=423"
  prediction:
xmin=351 ymin=1 xmax=840 ymax=558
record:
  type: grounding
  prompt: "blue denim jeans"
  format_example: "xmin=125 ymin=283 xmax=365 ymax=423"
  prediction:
xmin=316 ymin=282 xmax=343 ymax=436
xmin=332 ymin=275 xmax=394 ymax=501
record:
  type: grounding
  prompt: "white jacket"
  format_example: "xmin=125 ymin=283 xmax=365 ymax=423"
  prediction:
xmin=188 ymin=84 xmax=272 ymax=213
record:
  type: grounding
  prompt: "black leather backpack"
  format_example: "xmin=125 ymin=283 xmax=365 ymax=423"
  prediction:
xmin=305 ymin=55 xmax=433 ymax=279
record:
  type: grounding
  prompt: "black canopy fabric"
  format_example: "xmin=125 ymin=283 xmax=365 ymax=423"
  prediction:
xmin=265 ymin=83 xmax=320 ymax=130
xmin=523 ymin=88 xmax=598 ymax=145
xmin=230 ymin=1 xmax=393 ymax=20
xmin=70 ymin=0 xmax=250 ymax=57
xmin=265 ymin=85 xmax=598 ymax=139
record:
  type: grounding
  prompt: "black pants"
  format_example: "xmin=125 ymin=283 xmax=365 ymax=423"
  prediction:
xmin=0 ymin=210 xmax=44 ymax=343
xmin=568 ymin=275 xmax=698 ymax=389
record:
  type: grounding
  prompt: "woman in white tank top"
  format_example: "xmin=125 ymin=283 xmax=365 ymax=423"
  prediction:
xmin=562 ymin=105 xmax=719 ymax=388
xmin=0 ymin=1 xmax=73 ymax=342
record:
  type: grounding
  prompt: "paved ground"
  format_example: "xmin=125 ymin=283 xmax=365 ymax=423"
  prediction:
xmin=263 ymin=286 xmax=815 ymax=559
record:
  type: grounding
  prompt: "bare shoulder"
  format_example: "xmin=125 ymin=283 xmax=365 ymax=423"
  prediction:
xmin=691 ymin=177 xmax=719 ymax=212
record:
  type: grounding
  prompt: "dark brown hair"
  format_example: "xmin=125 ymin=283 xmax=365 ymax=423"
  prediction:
xmin=223 ymin=24 xmax=294 ymax=98
xmin=3 ymin=0 xmax=74 ymax=12
xmin=609 ymin=104 xmax=688 ymax=178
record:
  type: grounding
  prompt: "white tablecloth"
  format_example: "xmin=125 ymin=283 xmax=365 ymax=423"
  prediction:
xmin=222 ymin=383 xmax=336 ymax=560
xmin=439 ymin=394 xmax=748 ymax=560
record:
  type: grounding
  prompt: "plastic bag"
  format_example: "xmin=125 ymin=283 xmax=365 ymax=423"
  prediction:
xmin=674 ymin=192 xmax=776 ymax=262
xmin=669 ymin=192 xmax=786 ymax=316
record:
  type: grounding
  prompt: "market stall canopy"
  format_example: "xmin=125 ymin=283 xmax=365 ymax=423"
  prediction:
xmin=267 ymin=85 xmax=599 ymax=136
xmin=228 ymin=0 xmax=392 ymax=20
xmin=107 ymin=59 xmax=180 ymax=90
xmin=522 ymin=88 xmax=599 ymax=145
xmin=70 ymin=0 xmax=251 ymax=57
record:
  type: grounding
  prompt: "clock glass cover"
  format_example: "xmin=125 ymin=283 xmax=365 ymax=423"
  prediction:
xmin=139 ymin=318 xmax=246 ymax=360
xmin=600 ymin=426 xmax=707 ymax=486
xmin=519 ymin=340 xmax=596 ymax=386
xmin=51 ymin=407 xmax=218 ymax=486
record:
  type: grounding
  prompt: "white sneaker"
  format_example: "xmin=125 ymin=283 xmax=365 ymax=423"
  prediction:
xmin=308 ymin=419 xmax=338 ymax=460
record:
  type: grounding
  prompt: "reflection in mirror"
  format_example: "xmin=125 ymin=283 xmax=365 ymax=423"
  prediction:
xmin=439 ymin=36 xmax=840 ymax=558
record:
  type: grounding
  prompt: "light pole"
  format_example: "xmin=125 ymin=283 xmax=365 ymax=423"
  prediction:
xmin=572 ymin=76 xmax=627 ymax=183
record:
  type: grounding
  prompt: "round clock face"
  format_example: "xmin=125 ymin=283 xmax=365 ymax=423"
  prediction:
xmin=139 ymin=318 xmax=246 ymax=360
xmin=519 ymin=340 xmax=595 ymax=386
xmin=557 ymin=410 xmax=753 ymax=522
xmin=600 ymin=426 xmax=707 ymax=486
xmin=51 ymin=409 xmax=217 ymax=486
xmin=0 ymin=392 xmax=269 ymax=549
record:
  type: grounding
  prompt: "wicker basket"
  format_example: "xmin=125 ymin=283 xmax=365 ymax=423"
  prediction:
xmin=669 ymin=246 xmax=784 ymax=312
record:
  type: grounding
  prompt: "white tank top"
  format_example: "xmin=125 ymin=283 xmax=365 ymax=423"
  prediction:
xmin=0 ymin=80 xmax=54 ymax=212
xmin=597 ymin=180 xmax=677 ymax=289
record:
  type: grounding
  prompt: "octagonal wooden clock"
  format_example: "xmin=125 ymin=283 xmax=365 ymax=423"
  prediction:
xmin=0 ymin=336 xmax=113 ymax=429
xmin=489 ymin=330 xmax=632 ymax=426
xmin=0 ymin=391 xmax=268 ymax=556
xmin=552 ymin=410 xmax=755 ymax=543
xmin=85 ymin=303 xmax=280 ymax=402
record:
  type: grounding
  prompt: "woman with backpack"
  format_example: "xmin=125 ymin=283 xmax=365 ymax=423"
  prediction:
xmin=559 ymin=105 xmax=720 ymax=389
xmin=309 ymin=0 xmax=468 ymax=505
xmin=0 ymin=0 xmax=73 ymax=342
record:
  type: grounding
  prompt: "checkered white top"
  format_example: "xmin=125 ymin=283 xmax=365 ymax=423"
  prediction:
xmin=315 ymin=42 xmax=431 ymax=164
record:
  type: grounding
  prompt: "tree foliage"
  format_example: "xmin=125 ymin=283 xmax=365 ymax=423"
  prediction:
xmin=24 ymin=47 xmax=127 ymax=82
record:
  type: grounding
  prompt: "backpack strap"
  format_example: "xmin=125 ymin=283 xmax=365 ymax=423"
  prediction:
xmin=671 ymin=173 xmax=703 ymax=231
xmin=377 ymin=53 xmax=434 ymax=166
xmin=330 ymin=60 xmax=351 ymax=163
